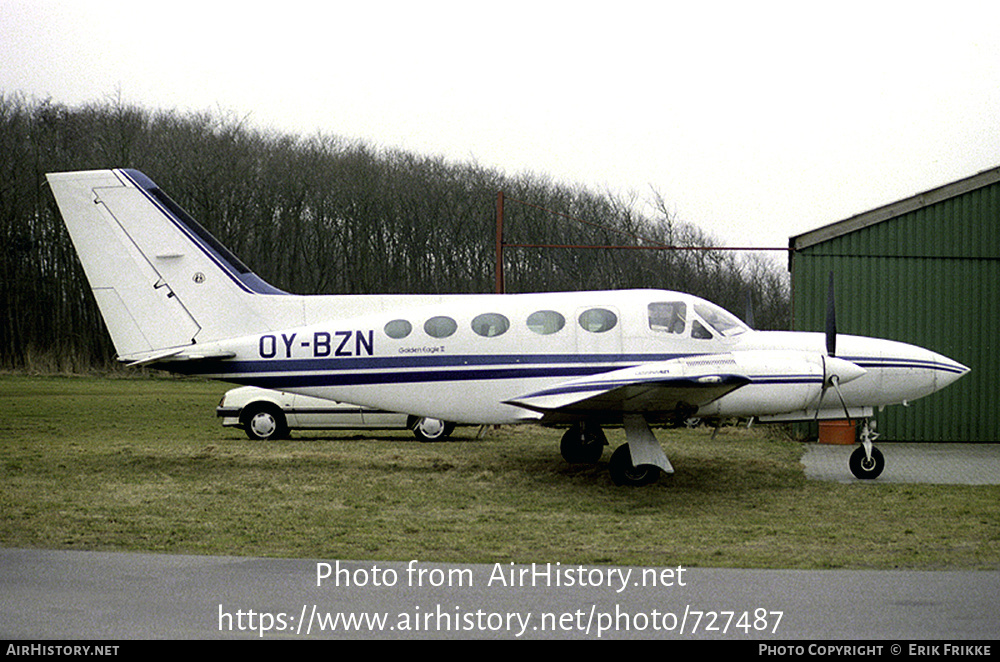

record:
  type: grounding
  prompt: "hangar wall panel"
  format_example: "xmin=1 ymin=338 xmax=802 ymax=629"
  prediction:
xmin=791 ymin=173 xmax=999 ymax=442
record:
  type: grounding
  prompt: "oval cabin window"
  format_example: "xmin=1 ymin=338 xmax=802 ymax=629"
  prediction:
xmin=424 ymin=316 xmax=458 ymax=339
xmin=384 ymin=319 xmax=412 ymax=339
xmin=527 ymin=310 xmax=566 ymax=335
xmin=471 ymin=313 xmax=510 ymax=337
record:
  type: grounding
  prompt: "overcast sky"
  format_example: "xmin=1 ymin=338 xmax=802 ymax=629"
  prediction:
xmin=3 ymin=0 xmax=999 ymax=254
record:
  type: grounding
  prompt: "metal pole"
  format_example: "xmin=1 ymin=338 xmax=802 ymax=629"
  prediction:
xmin=495 ymin=191 xmax=505 ymax=294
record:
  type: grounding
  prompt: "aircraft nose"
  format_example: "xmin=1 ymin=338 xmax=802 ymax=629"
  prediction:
xmin=858 ymin=339 xmax=969 ymax=406
xmin=932 ymin=352 xmax=970 ymax=390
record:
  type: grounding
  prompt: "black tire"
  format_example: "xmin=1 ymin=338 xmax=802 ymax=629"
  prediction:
xmin=412 ymin=417 xmax=455 ymax=442
xmin=560 ymin=423 xmax=606 ymax=464
xmin=241 ymin=403 xmax=288 ymax=441
xmin=849 ymin=445 xmax=885 ymax=479
xmin=609 ymin=444 xmax=661 ymax=486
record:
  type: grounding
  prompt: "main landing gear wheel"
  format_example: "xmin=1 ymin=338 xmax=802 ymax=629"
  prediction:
xmin=609 ymin=444 xmax=661 ymax=487
xmin=849 ymin=445 xmax=885 ymax=479
xmin=560 ymin=422 xmax=606 ymax=464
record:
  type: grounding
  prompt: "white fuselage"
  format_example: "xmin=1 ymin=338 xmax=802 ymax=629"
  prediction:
xmin=174 ymin=289 xmax=968 ymax=425
xmin=45 ymin=168 xmax=972 ymax=483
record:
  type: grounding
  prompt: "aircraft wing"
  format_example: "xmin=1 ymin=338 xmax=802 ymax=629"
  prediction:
xmin=505 ymin=355 xmax=750 ymax=419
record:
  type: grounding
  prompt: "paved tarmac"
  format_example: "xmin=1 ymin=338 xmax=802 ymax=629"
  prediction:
xmin=2 ymin=548 xmax=998 ymax=640
xmin=2 ymin=444 xmax=997 ymax=641
xmin=801 ymin=442 xmax=1000 ymax=485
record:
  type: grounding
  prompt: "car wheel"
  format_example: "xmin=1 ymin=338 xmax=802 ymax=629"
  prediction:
xmin=412 ymin=417 xmax=455 ymax=442
xmin=241 ymin=403 xmax=288 ymax=440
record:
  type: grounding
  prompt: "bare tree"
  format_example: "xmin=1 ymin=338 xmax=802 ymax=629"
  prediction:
xmin=0 ymin=95 xmax=790 ymax=370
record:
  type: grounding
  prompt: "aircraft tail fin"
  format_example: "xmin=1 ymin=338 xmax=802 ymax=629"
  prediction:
xmin=46 ymin=169 xmax=283 ymax=362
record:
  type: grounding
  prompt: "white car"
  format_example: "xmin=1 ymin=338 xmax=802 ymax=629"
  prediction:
xmin=217 ymin=386 xmax=455 ymax=441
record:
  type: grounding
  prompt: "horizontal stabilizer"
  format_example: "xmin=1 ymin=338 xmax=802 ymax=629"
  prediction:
xmin=126 ymin=348 xmax=237 ymax=367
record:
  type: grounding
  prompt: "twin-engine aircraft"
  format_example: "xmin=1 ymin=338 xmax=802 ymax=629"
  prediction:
xmin=46 ymin=169 xmax=969 ymax=485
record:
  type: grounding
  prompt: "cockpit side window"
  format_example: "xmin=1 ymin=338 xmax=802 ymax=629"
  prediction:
xmin=692 ymin=320 xmax=714 ymax=340
xmin=648 ymin=302 xmax=687 ymax=334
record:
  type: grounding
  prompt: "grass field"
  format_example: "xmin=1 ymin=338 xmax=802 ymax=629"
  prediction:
xmin=2 ymin=374 xmax=997 ymax=570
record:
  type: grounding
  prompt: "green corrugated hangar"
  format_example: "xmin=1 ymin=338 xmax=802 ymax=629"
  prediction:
xmin=789 ymin=165 xmax=999 ymax=442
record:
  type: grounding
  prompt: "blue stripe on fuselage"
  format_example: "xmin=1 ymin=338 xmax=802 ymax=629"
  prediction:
xmin=845 ymin=356 xmax=966 ymax=374
xmin=162 ymin=352 xmax=962 ymax=390
xmin=166 ymin=353 xmax=652 ymax=387
xmin=163 ymin=352 xmax=813 ymax=391
xmin=172 ymin=352 xmax=688 ymax=375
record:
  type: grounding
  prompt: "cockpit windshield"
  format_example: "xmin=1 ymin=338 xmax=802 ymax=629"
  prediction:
xmin=693 ymin=302 xmax=748 ymax=337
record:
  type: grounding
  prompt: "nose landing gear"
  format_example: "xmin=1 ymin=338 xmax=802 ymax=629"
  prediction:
xmin=849 ymin=420 xmax=885 ymax=479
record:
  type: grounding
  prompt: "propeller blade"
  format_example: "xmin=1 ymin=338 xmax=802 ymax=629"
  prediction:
xmin=814 ymin=354 xmax=830 ymax=423
xmin=826 ymin=271 xmax=837 ymax=357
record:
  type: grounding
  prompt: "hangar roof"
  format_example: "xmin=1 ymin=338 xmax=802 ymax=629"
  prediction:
xmin=790 ymin=164 xmax=1000 ymax=252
